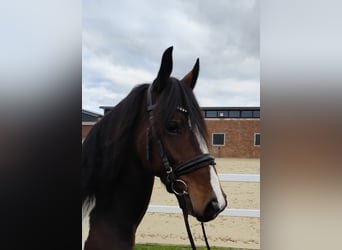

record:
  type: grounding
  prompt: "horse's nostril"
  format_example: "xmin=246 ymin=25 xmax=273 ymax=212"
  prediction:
xmin=205 ymin=198 xmax=220 ymax=215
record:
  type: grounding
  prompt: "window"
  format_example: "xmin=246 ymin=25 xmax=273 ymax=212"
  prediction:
xmin=206 ymin=111 xmax=217 ymax=118
xmin=253 ymin=111 xmax=260 ymax=118
xmin=218 ymin=111 xmax=228 ymax=118
xmin=241 ymin=111 xmax=253 ymax=118
xmin=212 ymin=133 xmax=225 ymax=146
xmin=229 ymin=111 xmax=240 ymax=118
xmin=254 ymin=133 xmax=260 ymax=146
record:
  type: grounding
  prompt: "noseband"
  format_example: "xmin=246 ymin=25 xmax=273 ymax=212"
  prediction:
xmin=146 ymin=83 xmax=214 ymax=250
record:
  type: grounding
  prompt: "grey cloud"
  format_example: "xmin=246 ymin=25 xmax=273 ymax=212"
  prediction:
xmin=83 ymin=0 xmax=259 ymax=112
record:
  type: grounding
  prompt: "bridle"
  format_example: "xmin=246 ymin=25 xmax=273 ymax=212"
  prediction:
xmin=146 ymin=82 xmax=215 ymax=250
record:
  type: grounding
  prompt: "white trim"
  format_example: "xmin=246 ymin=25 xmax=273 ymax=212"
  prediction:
xmin=82 ymin=121 xmax=96 ymax=125
xmin=149 ymin=173 xmax=260 ymax=218
xmin=212 ymin=133 xmax=225 ymax=146
xmin=147 ymin=205 xmax=260 ymax=218
xmin=218 ymin=174 xmax=260 ymax=182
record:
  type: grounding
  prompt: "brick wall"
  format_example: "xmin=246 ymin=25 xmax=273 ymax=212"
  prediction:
xmin=82 ymin=125 xmax=93 ymax=141
xmin=82 ymin=119 xmax=260 ymax=158
xmin=205 ymin=119 xmax=260 ymax=158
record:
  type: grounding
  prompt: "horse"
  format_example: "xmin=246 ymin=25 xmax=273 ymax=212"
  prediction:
xmin=82 ymin=47 xmax=227 ymax=250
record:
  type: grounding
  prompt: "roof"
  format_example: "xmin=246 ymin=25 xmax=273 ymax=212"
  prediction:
xmin=99 ymin=106 xmax=260 ymax=119
xmin=82 ymin=109 xmax=103 ymax=122
xmin=82 ymin=109 xmax=103 ymax=117
xmin=99 ymin=106 xmax=114 ymax=110
xmin=201 ymin=107 xmax=260 ymax=111
xmin=99 ymin=106 xmax=260 ymax=111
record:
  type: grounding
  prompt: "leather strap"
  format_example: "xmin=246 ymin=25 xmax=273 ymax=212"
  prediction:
xmin=174 ymin=154 xmax=215 ymax=177
xmin=146 ymin=83 xmax=211 ymax=250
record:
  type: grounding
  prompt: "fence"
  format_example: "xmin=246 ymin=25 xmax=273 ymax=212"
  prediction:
xmin=147 ymin=174 xmax=260 ymax=218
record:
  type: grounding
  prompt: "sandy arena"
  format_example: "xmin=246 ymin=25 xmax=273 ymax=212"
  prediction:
xmin=83 ymin=158 xmax=260 ymax=249
xmin=136 ymin=158 xmax=260 ymax=249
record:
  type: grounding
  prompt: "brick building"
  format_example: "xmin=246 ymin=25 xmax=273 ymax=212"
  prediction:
xmin=82 ymin=107 xmax=260 ymax=158
xmin=202 ymin=107 xmax=260 ymax=158
xmin=82 ymin=109 xmax=102 ymax=141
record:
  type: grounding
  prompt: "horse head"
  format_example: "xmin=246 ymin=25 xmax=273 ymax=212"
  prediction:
xmin=138 ymin=47 xmax=227 ymax=222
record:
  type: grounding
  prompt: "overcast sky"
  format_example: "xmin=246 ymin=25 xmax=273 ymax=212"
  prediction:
xmin=83 ymin=0 xmax=259 ymax=114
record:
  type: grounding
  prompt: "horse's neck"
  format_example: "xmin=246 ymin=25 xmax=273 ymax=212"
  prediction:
xmin=84 ymin=162 xmax=155 ymax=250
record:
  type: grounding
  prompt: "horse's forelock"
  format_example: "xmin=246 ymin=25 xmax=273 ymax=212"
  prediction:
xmin=154 ymin=78 xmax=207 ymax=141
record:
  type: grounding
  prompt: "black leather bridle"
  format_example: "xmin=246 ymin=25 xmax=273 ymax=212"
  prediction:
xmin=146 ymin=83 xmax=215 ymax=250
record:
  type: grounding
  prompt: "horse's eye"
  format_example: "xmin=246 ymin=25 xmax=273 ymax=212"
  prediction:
xmin=166 ymin=121 xmax=181 ymax=134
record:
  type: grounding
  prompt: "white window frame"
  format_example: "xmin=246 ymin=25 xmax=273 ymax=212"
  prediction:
xmin=254 ymin=133 xmax=260 ymax=147
xmin=212 ymin=133 xmax=225 ymax=146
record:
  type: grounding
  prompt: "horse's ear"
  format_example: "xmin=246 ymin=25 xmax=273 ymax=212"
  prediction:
xmin=182 ymin=58 xmax=200 ymax=89
xmin=153 ymin=46 xmax=173 ymax=92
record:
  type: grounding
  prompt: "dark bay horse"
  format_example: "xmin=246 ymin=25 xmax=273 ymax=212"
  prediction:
xmin=82 ymin=47 xmax=227 ymax=250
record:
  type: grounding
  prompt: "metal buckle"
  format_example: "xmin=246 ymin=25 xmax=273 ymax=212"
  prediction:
xmin=166 ymin=167 xmax=173 ymax=174
xmin=171 ymin=179 xmax=188 ymax=196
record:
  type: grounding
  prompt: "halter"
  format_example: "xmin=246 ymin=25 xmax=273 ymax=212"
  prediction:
xmin=146 ymin=83 xmax=215 ymax=250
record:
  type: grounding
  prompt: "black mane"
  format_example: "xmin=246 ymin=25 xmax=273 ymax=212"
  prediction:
xmin=82 ymin=84 xmax=149 ymax=205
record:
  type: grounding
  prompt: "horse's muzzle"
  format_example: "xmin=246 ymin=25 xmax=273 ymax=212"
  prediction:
xmin=196 ymin=197 xmax=227 ymax=222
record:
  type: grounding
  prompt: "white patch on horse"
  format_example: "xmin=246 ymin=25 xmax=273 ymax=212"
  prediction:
xmin=193 ymin=126 xmax=209 ymax=154
xmin=82 ymin=199 xmax=95 ymax=250
xmin=194 ymin=126 xmax=225 ymax=209
xmin=209 ymin=166 xmax=226 ymax=209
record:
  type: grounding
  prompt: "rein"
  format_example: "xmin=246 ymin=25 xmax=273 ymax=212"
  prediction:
xmin=146 ymin=84 xmax=213 ymax=250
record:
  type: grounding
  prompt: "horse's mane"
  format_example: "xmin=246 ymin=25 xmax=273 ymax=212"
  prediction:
xmin=82 ymin=79 xmax=207 ymax=207
xmin=82 ymin=84 xmax=149 ymax=206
